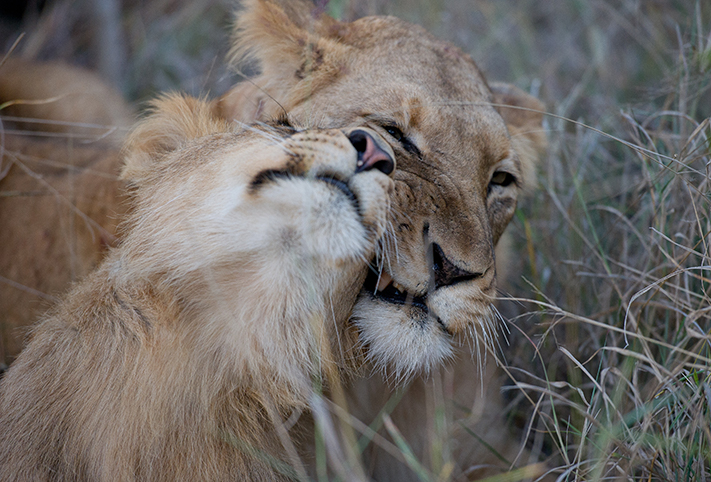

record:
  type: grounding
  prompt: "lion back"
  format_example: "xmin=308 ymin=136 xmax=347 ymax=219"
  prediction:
xmin=0 ymin=59 xmax=132 ymax=365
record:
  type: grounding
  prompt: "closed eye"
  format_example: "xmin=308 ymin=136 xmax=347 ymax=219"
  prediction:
xmin=274 ymin=115 xmax=294 ymax=128
xmin=382 ymin=124 xmax=421 ymax=157
xmin=384 ymin=125 xmax=405 ymax=142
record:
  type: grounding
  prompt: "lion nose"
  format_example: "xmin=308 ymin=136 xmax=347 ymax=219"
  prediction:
xmin=431 ymin=243 xmax=483 ymax=289
xmin=348 ymin=129 xmax=395 ymax=175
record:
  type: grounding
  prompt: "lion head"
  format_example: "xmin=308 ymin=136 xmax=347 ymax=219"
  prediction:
xmin=216 ymin=0 xmax=547 ymax=378
xmin=116 ymin=94 xmax=398 ymax=394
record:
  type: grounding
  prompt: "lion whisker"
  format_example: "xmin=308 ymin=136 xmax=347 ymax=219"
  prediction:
xmin=231 ymin=120 xmax=296 ymax=154
xmin=327 ymin=290 xmax=344 ymax=364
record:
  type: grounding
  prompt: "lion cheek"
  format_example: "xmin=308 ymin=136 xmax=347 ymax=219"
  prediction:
xmin=427 ymin=288 xmax=497 ymax=343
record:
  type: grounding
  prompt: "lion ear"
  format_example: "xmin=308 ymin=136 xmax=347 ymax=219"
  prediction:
xmin=213 ymin=81 xmax=273 ymax=124
xmin=232 ymin=0 xmax=308 ymax=75
xmin=232 ymin=0 xmax=337 ymax=70
xmin=489 ymin=82 xmax=547 ymax=190
xmin=121 ymin=94 xmax=230 ymax=184
xmin=223 ymin=0 xmax=345 ymax=122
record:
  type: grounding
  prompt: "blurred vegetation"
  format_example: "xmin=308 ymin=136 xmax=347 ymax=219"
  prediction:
xmin=2 ymin=0 xmax=710 ymax=480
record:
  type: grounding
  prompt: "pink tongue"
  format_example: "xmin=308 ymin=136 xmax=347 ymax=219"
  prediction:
xmin=376 ymin=271 xmax=393 ymax=292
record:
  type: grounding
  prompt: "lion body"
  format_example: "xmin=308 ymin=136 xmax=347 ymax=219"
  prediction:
xmin=0 ymin=59 xmax=131 ymax=363
xmin=0 ymin=94 xmax=394 ymax=480
xmin=0 ymin=135 xmax=127 ymax=361
xmin=0 ymin=0 xmax=548 ymax=479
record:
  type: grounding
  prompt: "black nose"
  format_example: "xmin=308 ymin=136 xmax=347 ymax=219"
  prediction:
xmin=348 ymin=129 xmax=395 ymax=175
xmin=431 ymin=243 xmax=482 ymax=289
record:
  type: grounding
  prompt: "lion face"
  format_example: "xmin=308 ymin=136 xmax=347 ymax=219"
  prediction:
xmin=286 ymin=37 xmax=515 ymax=376
xmin=116 ymin=95 xmax=396 ymax=388
xmin=217 ymin=4 xmax=546 ymax=378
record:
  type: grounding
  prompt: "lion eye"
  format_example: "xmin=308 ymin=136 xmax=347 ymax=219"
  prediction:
xmin=381 ymin=124 xmax=421 ymax=157
xmin=490 ymin=171 xmax=516 ymax=187
xmin=274 ymin=116 xmax=294 ymax=129
xmin=384 ymin=125 xmax=404 ymax=142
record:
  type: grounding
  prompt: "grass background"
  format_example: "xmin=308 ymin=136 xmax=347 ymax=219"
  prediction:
xmin=1 ymin=0 xmax=710 ymax=480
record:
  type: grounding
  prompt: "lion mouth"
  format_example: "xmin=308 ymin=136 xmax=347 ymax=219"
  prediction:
xmin=363 ymin=268 xmax=428 ymax=311
xmin=316 ymin=174 xmax=358 ymax=207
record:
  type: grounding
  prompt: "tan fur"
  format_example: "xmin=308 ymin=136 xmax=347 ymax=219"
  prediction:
xmin=0 ymin=93 xmax=395 ymax=480
xmin=0 ymin=59 xmax=132 ymax=364
xmin=0 ymin=1 xmax=548 ymax=479
xmin=0 ymin=57 xmax=132 ymax=135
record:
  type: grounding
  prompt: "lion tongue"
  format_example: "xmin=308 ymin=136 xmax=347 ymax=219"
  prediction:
xmin=376 ymin=271 xmax=393 ymax=292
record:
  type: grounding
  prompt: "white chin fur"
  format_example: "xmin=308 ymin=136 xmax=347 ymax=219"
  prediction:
xmin=351 ymin=296 xmax=454 ymax=381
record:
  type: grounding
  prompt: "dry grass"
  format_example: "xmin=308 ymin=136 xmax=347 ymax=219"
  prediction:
xmin=488 ymin=3 xmax=711 ymax=480
xmin=2 ymin=0 xmax=710 ymax=480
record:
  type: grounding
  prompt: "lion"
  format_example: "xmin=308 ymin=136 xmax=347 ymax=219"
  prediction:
xmin=0 ymin=57 xmax=132 ymax=135
xmin=0 ymin=58 xmax=132 ymax=363
xmin=217 ymin=1 xmax=548 ymax=478
xmin=0 ymin=92 xmax=396 ymax=480
xmin=220 ymin=0 xmax=545 ymax=376
xmin=0 ymin=0 xmax=548 ymax=479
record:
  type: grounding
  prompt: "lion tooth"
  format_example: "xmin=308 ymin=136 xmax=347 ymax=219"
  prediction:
xmin=376 ymin=271 xmax=393 ymax=292
xmin=392 ymin=281 xmax=406 ymax=293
